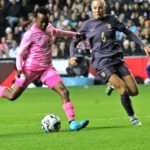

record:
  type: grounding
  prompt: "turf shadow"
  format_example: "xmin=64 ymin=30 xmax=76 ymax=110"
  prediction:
xmin=80 ymin=125 xmax=131 ymax=132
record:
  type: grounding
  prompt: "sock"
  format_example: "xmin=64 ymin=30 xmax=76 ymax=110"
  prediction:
xmin=63 ymin=101 xmax=75 ymax=122
xmin=14 ymin=74 xmax=26 ymax=87
xmin=146 ymin=64 xmax=150 ymax=78
xmin=120 ymin=93 xmax=134 ymax=116
xmin=0 ymin=86 xmax=6 ymax=97
xmin=129 ymin=115 xmax=137 ymax=121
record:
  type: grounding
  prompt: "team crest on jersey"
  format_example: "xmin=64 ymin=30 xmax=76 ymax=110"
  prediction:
xmin=107 ymin=24 xmax=112 ymax=31
xmin=37 ymin=37 xmax=42 ymax=43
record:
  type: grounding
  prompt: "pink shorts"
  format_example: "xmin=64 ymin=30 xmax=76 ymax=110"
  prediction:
xmin=14 ymin=67 xmax=62 ymax=89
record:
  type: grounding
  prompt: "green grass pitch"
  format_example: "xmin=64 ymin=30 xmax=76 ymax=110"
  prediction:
xmin=0 ymin=85 xmax=150 ymax=150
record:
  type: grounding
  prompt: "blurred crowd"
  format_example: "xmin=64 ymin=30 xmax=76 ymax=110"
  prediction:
xmin=0 ymin=0 xmax=149 ymax=59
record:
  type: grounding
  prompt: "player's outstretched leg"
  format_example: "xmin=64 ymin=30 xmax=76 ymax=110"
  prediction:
xmin=51 ymin=81 xmax=89 ymax=131
xmin=120 ymin=93 xmax=142 ymax=126
xmin=0 ymin=86 xmax=6 ymax=97
xmin=105 ymin=83 xmax=114 ymax=96
xmin=63 ymin=101 xmax=89 ymax=131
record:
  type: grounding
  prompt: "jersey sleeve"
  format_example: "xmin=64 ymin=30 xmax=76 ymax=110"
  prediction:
xmin=113 ymin=15 xmax=127 ymax=31
xmin=113 ymin=15 xmax=145 ymax=48
xmin=16 ymin=31 xmax=32 ymax=71
xmin=53 ymin=27 xmax=77 ymax=37
xmin=79 ymin=21 xmax=87 ymax=34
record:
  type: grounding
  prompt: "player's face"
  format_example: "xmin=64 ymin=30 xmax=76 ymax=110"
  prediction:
xmin=36 ymin=13 xmax=49 ymax=30
xmin=91 ymin=0 xmax=106 ymax=19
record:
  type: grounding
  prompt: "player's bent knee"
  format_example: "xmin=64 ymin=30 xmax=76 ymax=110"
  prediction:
xmin=7 ymin=94 xmax=18 ymax=101
xmin=116 ymin=85 xmax=127 ymax=95
xmin=129 ymin=90 xmax=139 ymax=96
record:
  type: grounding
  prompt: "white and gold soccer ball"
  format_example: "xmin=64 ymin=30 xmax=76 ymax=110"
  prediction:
xmin=41 ymin=114 xmax=61 ymax=132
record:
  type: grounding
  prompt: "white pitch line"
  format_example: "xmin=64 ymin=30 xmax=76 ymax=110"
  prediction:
xmin=95 ymin=115 xmax=150 ymax=121
xmin=0 ymin=113 xmax=150 ymax=120
xmin=0 ymin=124 xmax=39 ymax=128
xmin=0 ymin=113 xmax=46 ymax=118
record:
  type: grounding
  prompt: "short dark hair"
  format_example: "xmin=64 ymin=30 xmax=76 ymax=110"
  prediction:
xmin=34 ymin=7 xmax=49 ymax=18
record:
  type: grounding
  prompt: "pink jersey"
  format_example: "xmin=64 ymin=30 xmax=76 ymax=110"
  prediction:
xmin=16 ymin=23 xmax=77 ymax=71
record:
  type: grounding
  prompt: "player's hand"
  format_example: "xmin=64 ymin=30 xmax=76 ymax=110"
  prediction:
xmin=16 ymin=70 xmax=22 ymax=78
xmin=69 ymin=57 xmax=78 ymax=66
xmin=76 ymin=33 xmax=86 ymax=41
xmin=144 ymin=46 xmax=150 ymax=56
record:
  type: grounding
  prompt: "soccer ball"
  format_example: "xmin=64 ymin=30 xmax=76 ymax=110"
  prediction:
xmin=41 ymin=114 xmax=61 ymax=132
xmin=144 ymin=78 xmax=150 ymax=85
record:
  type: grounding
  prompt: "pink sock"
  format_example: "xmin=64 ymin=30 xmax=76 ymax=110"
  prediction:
xmin=0 ymin=86 xmax=6 ymax=97
xmin=63 ymin=101 xmax=75 ymax=122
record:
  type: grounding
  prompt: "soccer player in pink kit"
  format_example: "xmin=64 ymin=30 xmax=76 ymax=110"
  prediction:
xmin=0 ymin=7 xmax=89 ymax=131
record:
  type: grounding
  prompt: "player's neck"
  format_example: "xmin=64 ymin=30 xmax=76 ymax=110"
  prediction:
xmin=35 ymin=23 xmax=47 ymax=32
xmin=93 ymin=14 xmax=106 ymax=20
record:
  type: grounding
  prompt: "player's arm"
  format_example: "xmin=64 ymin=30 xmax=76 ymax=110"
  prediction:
xmin=69 ymin=22 xmax=87 ymax=66
xmin=123 ymin=28 xmax=150 ymax=56
xmin=123 ymin=28 xmax=150 ymax=55
xmin=51 ymin=22 xmax=86 ymax=39
xmin=16 ymin=31 xmax=32 ymax=77
xmin=144 ymin=47 xmax=150 ymax=56
xmin=52 ymin=24 xmax=87 ymax=66
xmin=53 ymin=27 xmax=77 ymax=37
xmin=69 ymin=40 xmax=78 ymax=66
xmin=113 ymin=15 xmax=150 ymax=56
